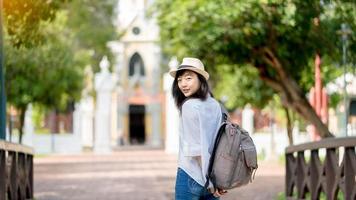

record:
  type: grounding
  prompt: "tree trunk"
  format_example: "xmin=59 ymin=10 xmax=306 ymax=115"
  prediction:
xmin=260 ymin=48 xmax=333 ymax=138
xmin=18 ymin=106 xmax=27 ymax=144
xmin=284 ymin=106 xmax=293 ymax=145
xmin=8 ymin=113 xmax=12 ymax=142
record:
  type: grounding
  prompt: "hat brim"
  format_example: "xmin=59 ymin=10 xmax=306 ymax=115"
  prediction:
xmin=169 ymin=66 xmax=209 ymax=80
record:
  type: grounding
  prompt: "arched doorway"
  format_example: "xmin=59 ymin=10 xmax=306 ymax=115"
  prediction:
xmin=129 ymin=53 xmax=145 ymax=77
xmin=129 ymin=105 xmax=145 ymax=144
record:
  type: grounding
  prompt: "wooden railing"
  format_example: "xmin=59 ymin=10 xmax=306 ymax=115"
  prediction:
xmin=285 ymin=137 xmax=356 ymax=200
xmin=0 ymin=140 xmax=33 ymax=200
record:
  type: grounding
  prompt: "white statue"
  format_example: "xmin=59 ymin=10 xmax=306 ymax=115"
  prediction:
xmin=99 ymin=56 xmax=110 ymax=74
xmin=94 ymin=56 xmax=114 ymax=153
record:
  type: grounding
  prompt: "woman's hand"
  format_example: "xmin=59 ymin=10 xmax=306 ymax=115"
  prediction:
xmin=213 ymin=188 xmax=227 ymax=197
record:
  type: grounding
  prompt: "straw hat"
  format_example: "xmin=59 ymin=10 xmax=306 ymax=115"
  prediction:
xmin=169 ymin=57 xmax=209 ymax=80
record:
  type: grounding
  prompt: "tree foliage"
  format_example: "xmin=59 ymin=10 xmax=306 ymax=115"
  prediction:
xmin=6 ymin=13 xmax=84 ymax=108
xmin=215 ymin=64 xmax=274 ymax=110
xmin=3 ymin=0 xmax=118 ymax=142
xmin=65 ymin=0 xmax=118 ymax=71
xmin=154 ymin=0 xmax=356 ymax=137
xmin=3 ymin=0 xmax=67 ymax=47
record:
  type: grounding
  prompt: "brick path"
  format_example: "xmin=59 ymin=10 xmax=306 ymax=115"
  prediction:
xmin=34 ymin=148 xmax=284 ymax=200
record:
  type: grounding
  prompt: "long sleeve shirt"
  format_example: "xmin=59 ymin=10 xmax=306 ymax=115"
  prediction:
xmin=177 ymin=96 xmax=222 ymax=187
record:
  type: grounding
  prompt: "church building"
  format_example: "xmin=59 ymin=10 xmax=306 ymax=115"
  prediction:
xmin=108 ymin=0 xmax=164 ymax=147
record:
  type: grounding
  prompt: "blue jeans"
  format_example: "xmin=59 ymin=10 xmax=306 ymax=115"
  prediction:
xmin=175 ymin=168 xmax=219 ymax=200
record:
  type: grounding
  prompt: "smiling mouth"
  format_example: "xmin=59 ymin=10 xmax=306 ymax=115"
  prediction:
xmin=182 ymin=89 xmax=189 ymax=93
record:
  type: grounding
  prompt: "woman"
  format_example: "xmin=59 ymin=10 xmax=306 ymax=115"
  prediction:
xmin=170 ymin=57 xmax=227 ymax=200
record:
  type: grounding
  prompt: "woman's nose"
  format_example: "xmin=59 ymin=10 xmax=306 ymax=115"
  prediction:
xmin=180 ymin=80 xmax=188 ymax=87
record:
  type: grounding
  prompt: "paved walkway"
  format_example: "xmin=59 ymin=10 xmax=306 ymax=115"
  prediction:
xmin=34 ymin=148 xmax=284 ymax=200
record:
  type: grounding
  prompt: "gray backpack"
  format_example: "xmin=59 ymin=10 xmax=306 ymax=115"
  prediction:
xmin=205 ymin=105 xmax=258 ymax=191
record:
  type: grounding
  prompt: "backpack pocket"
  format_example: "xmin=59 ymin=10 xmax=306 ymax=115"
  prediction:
xmin=243 ymin=148 xmax=258 ymax=169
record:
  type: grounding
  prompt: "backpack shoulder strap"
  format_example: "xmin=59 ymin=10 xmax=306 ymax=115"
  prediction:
xmin=219 ymin=103 xmax=229 ymax=122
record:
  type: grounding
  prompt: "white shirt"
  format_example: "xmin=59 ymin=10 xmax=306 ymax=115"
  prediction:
xmin=178 ymin=96 xmax=222 ymax=187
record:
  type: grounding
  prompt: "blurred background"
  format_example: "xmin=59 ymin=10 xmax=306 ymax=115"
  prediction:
xmin=0 ymin=0 xmax=355 ymax=199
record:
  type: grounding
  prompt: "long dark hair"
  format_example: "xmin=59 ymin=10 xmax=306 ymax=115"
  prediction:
xmin=172 ymin=69 xmax=212 ymax=111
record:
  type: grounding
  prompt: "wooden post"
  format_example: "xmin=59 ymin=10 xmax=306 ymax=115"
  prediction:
xmin=0 ymin=149 xmax=5 ymax=200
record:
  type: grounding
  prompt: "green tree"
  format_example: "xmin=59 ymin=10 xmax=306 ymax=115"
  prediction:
xmin=215 ymin=64 xmax=274 ymax=109
xmin=154 ymin=0 xmax=356 ymax=138
xmin=3 ymin=0 xmax=118 ymax=143
xmin=65 ymin=0 xmax=117 ymax=72
xmin=4 ymin=12 xmax=84 ymax=143
xmin=3 ymin=0 xmax=67 ymax=47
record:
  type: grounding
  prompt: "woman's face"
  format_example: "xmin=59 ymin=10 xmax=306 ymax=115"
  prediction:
xmin=177 ymin=70 xmax=201 ymax=97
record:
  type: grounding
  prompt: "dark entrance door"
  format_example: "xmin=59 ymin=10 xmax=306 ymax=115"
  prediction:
xmin=350 ymin=99 xmax=356 ymax=117
xmin=129 ymin=105 xmax=145 ymax=144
